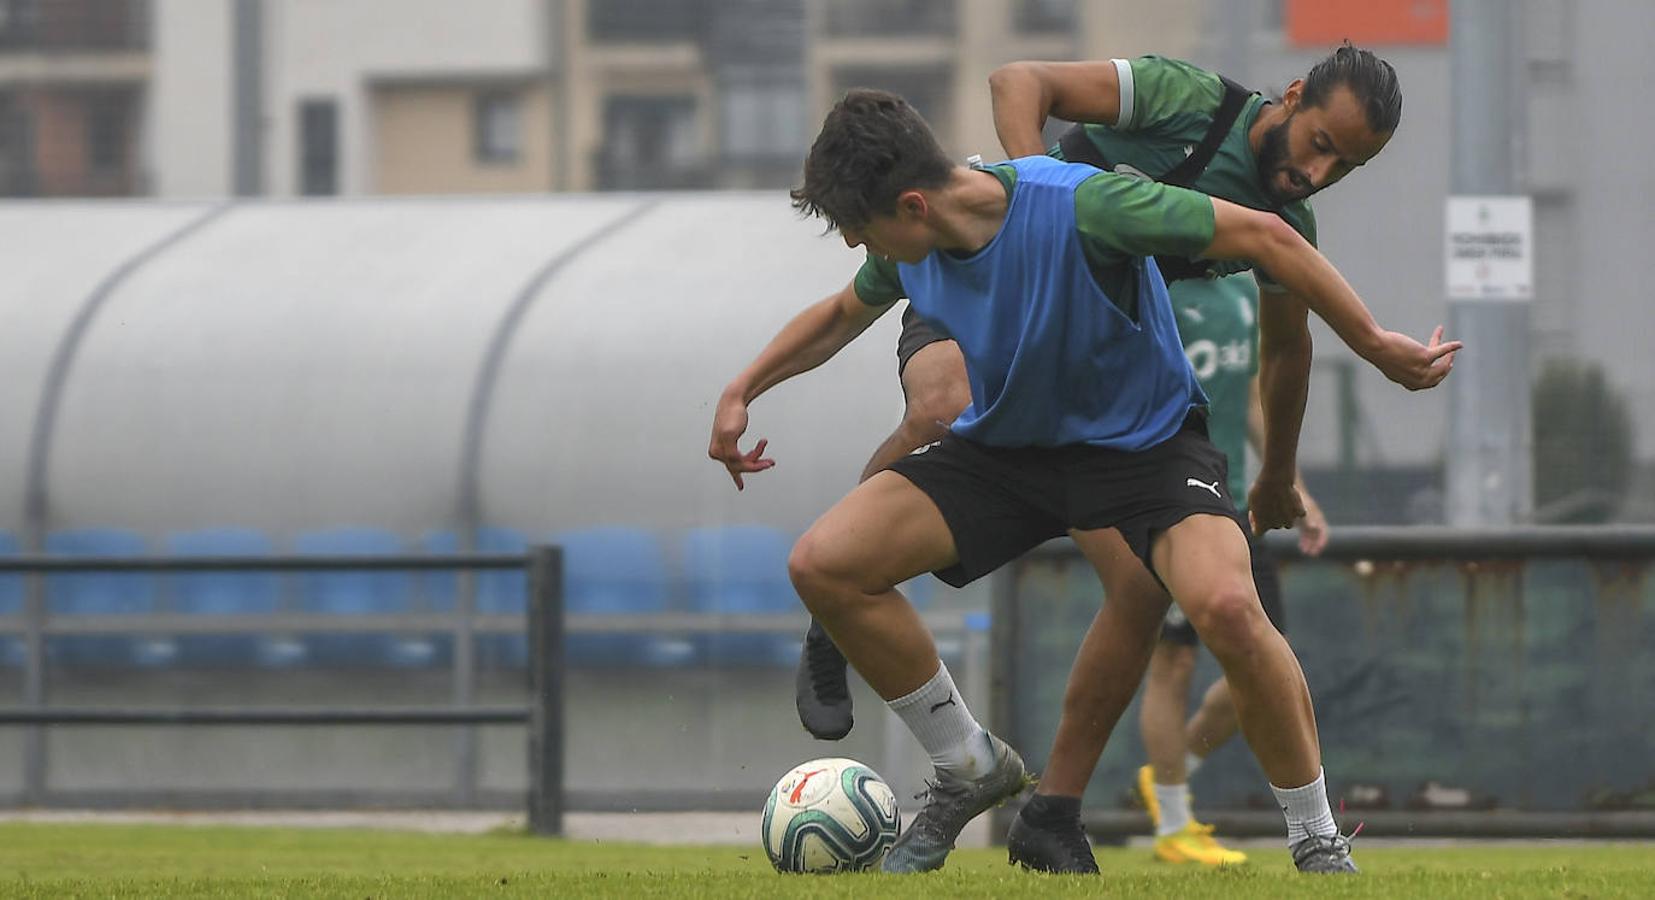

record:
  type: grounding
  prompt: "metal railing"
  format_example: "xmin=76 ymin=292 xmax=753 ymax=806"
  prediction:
xmin=0 ymin=547 xmax=567 ymax=835
xmin=990 ymin=526 xmax=1655 ymax=840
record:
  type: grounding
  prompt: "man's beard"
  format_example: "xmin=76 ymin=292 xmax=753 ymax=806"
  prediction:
xmin=1257 ymin=113 xmax=1315 ymax=205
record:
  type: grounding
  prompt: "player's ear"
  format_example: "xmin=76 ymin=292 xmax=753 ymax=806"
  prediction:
xmin=896 ymin=190 xmax=928 ymax=221
xmin=1281 ymin=78 xmax=1306 ymax=112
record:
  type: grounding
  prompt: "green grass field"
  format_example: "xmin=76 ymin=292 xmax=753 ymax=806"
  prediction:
xmin=2 ymin=823 xmax=1652 ymax=899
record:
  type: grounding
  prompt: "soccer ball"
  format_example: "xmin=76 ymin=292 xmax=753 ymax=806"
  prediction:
xmin=761 ymin=757 xmax=901 ymax=873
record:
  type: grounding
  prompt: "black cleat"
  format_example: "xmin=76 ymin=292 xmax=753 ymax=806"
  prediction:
xmin=1007 ymin=810 xmax=1099 ymax=874
xmin=1291 ymin=833 xmax=1360 ymax=873
xmin=795 ymin=618 xmax=853 ymax=740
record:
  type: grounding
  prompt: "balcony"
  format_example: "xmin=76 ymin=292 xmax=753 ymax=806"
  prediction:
xmin=0 ymin=0 xmax=150 ymax=53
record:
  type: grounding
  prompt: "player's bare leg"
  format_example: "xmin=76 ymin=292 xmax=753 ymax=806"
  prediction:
xmin=789 ymin=469 xmax=1029 ymax=873
xmin=1135 ymin=641 xmax=1248 ymax=866
xmin=1187 ymin=677 xmax=1241 ymax=757
xmin=1008 ymin=528 xmax=1167 ymax=874
xmin=798 ymin=339 xmax=971 ymax=740
xmin=1151 ymin=514 xmax=1355 ymax=872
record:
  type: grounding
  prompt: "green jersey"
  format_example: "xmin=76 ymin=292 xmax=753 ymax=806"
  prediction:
xmin=853 ymin=163 xmax=1216 ymax=314
xmin=1060 ymin=56 xmax=1317 ymax=293
xmin=1173 ymin=273 xmax=1259 ymax=503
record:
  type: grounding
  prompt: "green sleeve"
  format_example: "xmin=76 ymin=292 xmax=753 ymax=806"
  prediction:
xmin=1074 ymin=171 xmax=1216 ymax=261
xmin=852 ymin=253 xmax=904 ymax=306
xmin=1119 ymin=56 xmax=1224 ymax=133
xmin=1254 ymin=200 xmax=1317 ymax=293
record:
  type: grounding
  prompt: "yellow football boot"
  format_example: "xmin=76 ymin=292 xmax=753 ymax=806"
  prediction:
xmin=1153 ymin=822 xmax=1249 ymax=866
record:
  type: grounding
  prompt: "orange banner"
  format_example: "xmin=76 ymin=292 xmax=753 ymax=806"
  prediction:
xmin=1286 ymin=0 xmax=1449 ymax=46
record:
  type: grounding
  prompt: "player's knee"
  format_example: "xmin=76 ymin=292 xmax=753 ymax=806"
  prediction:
xmin=1187 ymin=586 xmax=1267 ymax=653
xmin=787 ymin=532 xmax=853 ymax=614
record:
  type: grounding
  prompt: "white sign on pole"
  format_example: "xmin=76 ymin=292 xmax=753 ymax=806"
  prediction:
xmin=1445 ymin=195 xmax=1533 ymax=301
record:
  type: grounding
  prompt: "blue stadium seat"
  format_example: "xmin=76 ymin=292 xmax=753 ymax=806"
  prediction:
xmin=165 ymin=528 xmax=301 ymax=668
xmin=0 ymin=533 xmax=23 ymax=668
xmin=683 ymin=525 xmax=800 ymax=668
xmin=294 ymin=527 xmax=444 ymax=668
xmin=45 ymin=528 xmax=174 ymax=667
xmin=557 ymin=527 xmax=692 ymax=668
xmin=418 ymin=527 xmax=530 ymax=667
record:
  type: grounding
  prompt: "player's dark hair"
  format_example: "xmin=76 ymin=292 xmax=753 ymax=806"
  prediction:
xmin=1302 ymin=42 xmax=1402 ymax=134
xmin=790 ymin=89 xmax=954 ymax=231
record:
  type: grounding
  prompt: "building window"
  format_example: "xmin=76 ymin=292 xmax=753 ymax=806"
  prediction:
xmin=598 ymin=95 xmax=704 ymax=190
xmin=299 ymin=98 xmax=338 ymax=196
xmin=720 ymin=78 xmax=805 ymax=161
xmin=1013 ymin=0 xmax=1075 ymax=33
xmin=85 ymin=92 xmax=128 ymax=173
xmin=0 ymin=91 xmax=34 ymax=196
xmin=822 ymin=0 xmax=955 ymax=37
xmin=588 ymin=0 xmax=705 ymax=42
xmin=473 ymin=92 xmax=521 ymax=165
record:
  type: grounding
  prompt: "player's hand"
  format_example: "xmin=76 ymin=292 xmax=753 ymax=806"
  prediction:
xmin=707 ymin=393 xmax=775 ymax=490
xmin=1370 ymin=326 xmax=1462 ymax=391
xmin=1247 ymin=475 xmax=1305 ymax=536
xmin=1295 ymin=492 xmax=1329 ymax=556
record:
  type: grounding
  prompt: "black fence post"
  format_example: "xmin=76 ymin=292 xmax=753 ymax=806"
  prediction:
xmin=527 ymin=544 xmax=565 ymax=837
xmin=986 ymin=565 xmax=1019 ymax=844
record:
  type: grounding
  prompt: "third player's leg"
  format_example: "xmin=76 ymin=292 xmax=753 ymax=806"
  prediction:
xmin=1150 ymin=513 xmax=1321 ymax=789
xmin=788 ymin=470 xmax=959 ymax=699
xmin=1141 ymin=642 xmax=1198 ymax=783
xmin=1036 ymin=528 xmax=1170 ymax=796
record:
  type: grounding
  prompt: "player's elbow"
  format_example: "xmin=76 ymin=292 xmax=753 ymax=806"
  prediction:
xmin=988 ymin=61 xmax=1030 ymax=98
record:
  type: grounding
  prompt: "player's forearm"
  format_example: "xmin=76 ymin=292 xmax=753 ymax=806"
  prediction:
xmin=1254 ymin=314 xmax=1313 ymax=484
xmin=724 ymin=287 xmax=882 ymax=406
xmin=989 ymin=63 xmax=1057 ymax=158
xmin=1247 ymin=374 xmax=1310 ymax=490
xmin=1205 ymin=206 xmax=1386 ymax=364
xmin=1253 ymin=241 xmax=1389 ymax=369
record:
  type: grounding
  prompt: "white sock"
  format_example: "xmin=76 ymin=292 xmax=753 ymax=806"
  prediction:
xmin=1270 ymin=768 xmax=1338 ymax=846
xmin=1185 ymin=752 xmax=1205 ymax=777
xmin=1154 ymin=782 xmax=1191 ymax=836
xmin=887 ymin=662 xmax=994 ymax=777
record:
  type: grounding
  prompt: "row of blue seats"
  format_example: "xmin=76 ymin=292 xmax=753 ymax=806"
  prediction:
xmin=0 ymin=526 xmax=936 ymax=668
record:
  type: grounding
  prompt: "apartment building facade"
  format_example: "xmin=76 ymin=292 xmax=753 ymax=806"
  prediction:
xmin=0 ymin=0 xmax=150 ymax=197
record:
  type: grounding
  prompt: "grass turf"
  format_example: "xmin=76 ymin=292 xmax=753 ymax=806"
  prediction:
xmin=1 ymin=823 xmax=1653 ymax=899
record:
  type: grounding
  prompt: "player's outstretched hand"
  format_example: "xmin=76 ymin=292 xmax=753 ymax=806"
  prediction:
xmin=1370 ymin=325 xmax=1463 ymax=392
xmin=1372 ymin=326 xmax=1462 ymax=391
xmin=1248 ymin=476 xmax=1306 ymax=536
xmin=708 ymin=394 xmax=775 ymax=490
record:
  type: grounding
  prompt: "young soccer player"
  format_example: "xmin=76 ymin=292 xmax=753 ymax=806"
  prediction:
xmin=710 ymin=88 xmax=1457 ymax=873
xmin=1126 ymin=273 xmax=1329 ymax=867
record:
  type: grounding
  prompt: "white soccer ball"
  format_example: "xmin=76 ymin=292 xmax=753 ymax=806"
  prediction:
xmin=762 ymin=757 xmax=901 ymax=873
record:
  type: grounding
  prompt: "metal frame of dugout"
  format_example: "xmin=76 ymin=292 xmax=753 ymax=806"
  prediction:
xmin=988 ymin=525 xmax=1655 ymax=842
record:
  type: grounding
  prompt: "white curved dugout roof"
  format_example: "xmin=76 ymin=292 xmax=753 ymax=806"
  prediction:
xmin=0 ymin=195 xmax=904 ymax=547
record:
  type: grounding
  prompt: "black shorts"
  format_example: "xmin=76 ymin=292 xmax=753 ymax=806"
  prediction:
xmin=885 ymin=412 xmax=1239 ymax=588
xmin=896 ymin=304 xmax=951 ymax=377
xmin=1161 ymin=532 xmax=1286 ymax=644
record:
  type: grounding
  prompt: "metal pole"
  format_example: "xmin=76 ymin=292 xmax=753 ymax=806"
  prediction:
xmin=232 ymin=0 xmax=264 ymax=196
xmin=527 ymin=544 xmax=565 ymax=836
xmin=1446 ymin=0 xmax=1533 ymax=525
xmin=451 ymin=565 xmax=478 ymax=807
